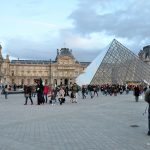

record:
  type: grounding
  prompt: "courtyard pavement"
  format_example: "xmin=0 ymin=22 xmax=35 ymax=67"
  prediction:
xmin=0 ymin=91 xmax=150 ymax=150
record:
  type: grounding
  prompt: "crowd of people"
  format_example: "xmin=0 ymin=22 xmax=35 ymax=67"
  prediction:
xmin=22 ymin=80 xmax=149 ymax=106
xmin=1 ymin=81 xmax=148 ymax=103
xmin=1 ymin=80 xmax=150 ymax=136
xmin=81 ymin=84 xmax=147 ymax=101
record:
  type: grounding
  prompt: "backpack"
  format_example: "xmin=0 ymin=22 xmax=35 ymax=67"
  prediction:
xmin=72 ymin=85 xmax=78 ymax=92
xmin=145 ymin=89 xmax=150 ymax=103
xmin=2 ymin=88 xmax=6 ymax=94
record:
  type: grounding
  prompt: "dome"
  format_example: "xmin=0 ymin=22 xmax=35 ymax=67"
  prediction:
xmin=59 ymin=48 xmax=75 ymax=59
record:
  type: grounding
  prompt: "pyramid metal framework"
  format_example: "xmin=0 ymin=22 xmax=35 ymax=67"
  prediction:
xmin=90 ymin=39 xmax=150 ymax=85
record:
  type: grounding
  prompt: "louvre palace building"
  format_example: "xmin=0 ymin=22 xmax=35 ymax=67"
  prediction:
xmin=0 ymin=45 xmax=90 ymax=86
xmin=1 ymin=40 xmax=150 ymax=87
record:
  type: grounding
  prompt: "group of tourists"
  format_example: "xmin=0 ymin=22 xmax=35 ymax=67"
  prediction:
xmin=23 ymin=81 xmax=150 ymax=107
xmin=23 ymin=79 xmax=79 ymax=105
xmin=80 ymin=84 xmax=145 ymax=100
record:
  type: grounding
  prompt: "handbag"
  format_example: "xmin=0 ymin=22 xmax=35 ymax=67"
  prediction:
xmin=25 ymin=94 xmax=29 ymax=97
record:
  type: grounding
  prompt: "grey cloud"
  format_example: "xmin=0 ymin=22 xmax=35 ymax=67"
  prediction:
xmin=74 ymin=49 xmax=100 ymax=62
xmin=69 ymin=0 xmax=150 ymax=40
xmin=5 ymin=38 xmax=57 ymax=60
xmin=3 ymin=0 xmax=150 ymax=62
xmin=4 ymin=37 xmax=96 ymax=62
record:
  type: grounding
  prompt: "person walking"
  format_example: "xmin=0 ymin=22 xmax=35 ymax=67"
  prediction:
xmin=134 ymin=85 xmax=140 ymax=102
xmin=70 ymin=91 xmax=75 ymax=103
xmin=145 ymin=86 xmax=150 ymax=136
xmin=24 ymin=84 xmax=33 ymax=105
xmin=43 ymin=82 xmax=49 ymax=103
xmin=3 ymin=85 xmax=8 ymax=99
xmin=93 ymin=85 xmax=98 ymax=97
xmin=71 ymin=83 xmax=79 ymax=103
xmin=88 ymin=85 xmax=93 ymax=98
xmin=36 ymin=78 xmax=44 ymax=105
xmin=81 ymin=85 xmax=86 ymax=99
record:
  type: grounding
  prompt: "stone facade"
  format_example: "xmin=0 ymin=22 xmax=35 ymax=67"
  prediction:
xmin=0 ymin=46 xmax=90 ymax=86
xmin=138 ymin=45 xmax=150 ymax=65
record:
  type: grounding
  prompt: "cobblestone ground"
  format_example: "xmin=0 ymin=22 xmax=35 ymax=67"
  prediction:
xmin=0 ymin=91 xmax=150 ymax=150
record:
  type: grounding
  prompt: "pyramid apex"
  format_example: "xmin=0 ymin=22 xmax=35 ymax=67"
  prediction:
xmin=112 ymin=38 xmax=118 ymax=42
xmin=110 ymin=39 xmax=119 ymax=45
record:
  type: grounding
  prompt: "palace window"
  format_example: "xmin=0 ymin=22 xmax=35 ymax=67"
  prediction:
xmin=12 ymin=71 xmax=14 ymax=76
xmin=21 ymin=79 xmax=24 ymax=85
xmin=4 ymin=68 xmax=6 ymax=74
xmin=27 ymin=79 xmax=30 ymax=84
xmin=12 ymin=79 xmax=14 ymax=84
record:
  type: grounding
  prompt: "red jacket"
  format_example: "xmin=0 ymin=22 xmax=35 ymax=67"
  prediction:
xmin=43 ymin=85 xmax=49 ymax=94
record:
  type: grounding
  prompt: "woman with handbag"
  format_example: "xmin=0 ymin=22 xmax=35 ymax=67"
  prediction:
xmin=24 ymin=84 xmax=33 ymax=105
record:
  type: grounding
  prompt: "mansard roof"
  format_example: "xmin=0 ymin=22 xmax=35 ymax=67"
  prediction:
xmin=59 ymin=48 xmax=75 ymax=59
xmin=10 ymin=59 xmax=91 ymax=66
xmin=11 ymin=60 xmax=55 ymax=64
xmin=80 ymin=62 xmax=91 ymax=66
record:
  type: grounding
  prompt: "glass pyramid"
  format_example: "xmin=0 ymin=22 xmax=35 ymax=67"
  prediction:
xmin=76 ymin=44 xmax=109 ymax=86
xmin=77 ymin=39 xmax=150 ymax=86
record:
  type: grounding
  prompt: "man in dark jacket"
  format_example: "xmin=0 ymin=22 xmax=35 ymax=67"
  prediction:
xmin=145 ymin=86 xmax=150 ymax=136
xmin=36 ymin=78 xmax=44 ymax=105
xmin=134 ymin=85 xmax=140 ymax=102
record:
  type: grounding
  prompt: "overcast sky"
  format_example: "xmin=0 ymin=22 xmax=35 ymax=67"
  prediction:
xmin=0 ymin=0 xmax=150 ymax=62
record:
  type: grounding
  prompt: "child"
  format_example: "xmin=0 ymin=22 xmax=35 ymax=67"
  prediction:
xmin=51 ymin=91 xmax=56 ymax=106
xmin=58 ymin=87 xmax=65 ymax=105
xmin=70 ymin=91 xmax=74 ymax=103
xmin=47 ymin=91 xmax=52 ymax=104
